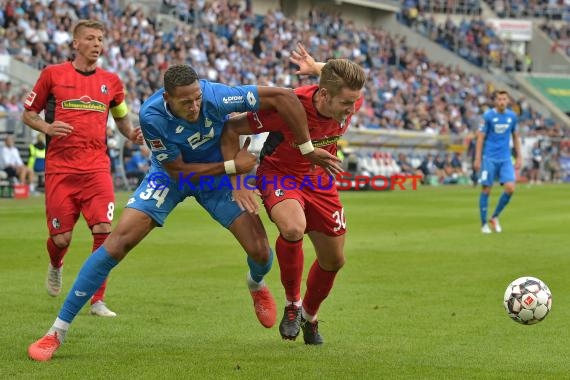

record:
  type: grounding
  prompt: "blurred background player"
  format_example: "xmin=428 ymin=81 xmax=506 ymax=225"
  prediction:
xmin=224 ymin=44 xmax=365 ymax=344
xmin=22 ymin=19 xmax=143 ymax=317
xmin=473 ymin=90 xmax=522 ymax=234
xmin=27 ymin=63 xmax=342 ymax=361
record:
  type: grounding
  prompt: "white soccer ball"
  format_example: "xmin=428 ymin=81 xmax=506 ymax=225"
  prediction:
xmin=503 ymin=276 xmax=552 ymax=325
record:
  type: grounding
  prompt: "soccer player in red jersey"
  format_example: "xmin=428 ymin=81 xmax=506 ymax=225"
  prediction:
xmin=22 ymin=19 xmax=143 ymax=317
xmin=223 ymin=44 xmax=366 ymax=344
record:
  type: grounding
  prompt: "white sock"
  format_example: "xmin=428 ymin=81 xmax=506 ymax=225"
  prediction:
xmin=301 ymin=307 xmax=317 ymax=323
xmin=286 ymin=299 xmax=302 ymax=307
xmin=48 ymin=317 xmax=70 ymax=343
xmin=246 ymin=271 xmax=265 ymax=291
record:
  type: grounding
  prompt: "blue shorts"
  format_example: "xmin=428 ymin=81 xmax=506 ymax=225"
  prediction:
xmin=479 ymin=158 xmax=515 ymax=186
xmin=125 ymin=170 xmax=243 ymax=228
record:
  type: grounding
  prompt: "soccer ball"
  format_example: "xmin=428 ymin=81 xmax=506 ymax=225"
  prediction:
xmin=503 ymin=276 xmax=552 ymax=325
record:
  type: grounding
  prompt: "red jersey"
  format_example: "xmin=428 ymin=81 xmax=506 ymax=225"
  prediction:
xmin=24 ymin=62 xmax=125 ymax=174
xmin=248 ymin=85 xmax=363 ymax=178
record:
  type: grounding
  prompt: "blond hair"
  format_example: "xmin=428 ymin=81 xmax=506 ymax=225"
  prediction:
xmin=73 ymin=19 xmax=105 ymax=38
xmin=319 ymin=59 xmax=366 ymax=96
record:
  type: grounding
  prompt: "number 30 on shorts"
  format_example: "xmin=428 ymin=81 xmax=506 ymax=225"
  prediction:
xmin=332 ymin=208 xmax=346 ymax=232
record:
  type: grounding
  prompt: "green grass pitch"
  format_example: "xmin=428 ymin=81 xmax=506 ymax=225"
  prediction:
xmin=1 ymin=184 xmax=569 ymax=379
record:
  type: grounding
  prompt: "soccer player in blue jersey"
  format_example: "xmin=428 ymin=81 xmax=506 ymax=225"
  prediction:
xmin=28 ymin=64 xmax=342 ymax=361
xmin=473 ymin=90 xmax=522 ymax=234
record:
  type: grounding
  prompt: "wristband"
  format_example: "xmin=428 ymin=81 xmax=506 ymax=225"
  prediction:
xmin=298 ymin=140 xmax=315 ymax=155
xmin=224 ymin=160 xmax=237 ymax=174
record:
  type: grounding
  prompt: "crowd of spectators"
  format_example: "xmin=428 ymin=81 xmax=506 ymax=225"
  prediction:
xmin=402 ymin=0 xmax=570 ymax=19
xmin=0 ymin=0 xmax=561 ymax=137
xmin=401 ymin=14 xmax=533 ymax=72
xmin=401 ymin=0 xmax=482 ymax=15
xmin=483 ymin=0 xmax=570 ymax=20
xmin=0 ymin=0 xmax=568 ymax=187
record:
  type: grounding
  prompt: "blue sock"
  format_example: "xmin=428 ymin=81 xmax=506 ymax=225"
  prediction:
xmin=247 ymin=248 xmax=274 ymax=283
xmin=492 ymin=192 xmax=512 ymax=218
xmin=479 ymin=192 xmax=489 ymax=226
xmin=58 ymin=247 xmax=118 ymax=323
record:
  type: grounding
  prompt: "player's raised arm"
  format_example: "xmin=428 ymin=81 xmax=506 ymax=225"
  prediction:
xmin=290 ymin=42 xmax=326 ymax=76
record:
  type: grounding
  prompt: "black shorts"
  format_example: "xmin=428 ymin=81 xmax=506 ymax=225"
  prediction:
xmin=4 ymin=167 xmax=17 ymax=178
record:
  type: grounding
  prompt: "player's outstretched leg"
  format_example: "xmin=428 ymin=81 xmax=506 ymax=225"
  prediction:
xmin=247 ymin=252 xmax=277 ymax=328
xmin=28 ymin=247 xmax=119 ymax=361
xmin=90 ymin=232 xmax=117 ymax=317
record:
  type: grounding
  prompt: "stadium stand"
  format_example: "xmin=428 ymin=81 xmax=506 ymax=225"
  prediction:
xmin=0 ymin=0 xmax=568 ymax=190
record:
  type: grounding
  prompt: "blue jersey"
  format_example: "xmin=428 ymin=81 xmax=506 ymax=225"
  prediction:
xmin=139 ymin=80 xmax=260 ymax=170
xmin=480 ymin=108 xmax=518 ymax=161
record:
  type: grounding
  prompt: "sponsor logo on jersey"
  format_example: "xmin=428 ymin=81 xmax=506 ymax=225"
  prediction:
xmin=205 ymin=118 xmax=213 ymax=128
xmin=494 ymin=123 xmax=509 ymax=134
xmin=155 ymin=153 xmax=168 ymax=161
xmin=62 ymin=96 xmax=107 ymax=112
xmin=148 ymin=139 xmax=167 ymax=151
xmin=101 ymin=84 xmax=108 ymax=94
xmin=291 ymin=135 xmax=341 ymax=149
xmin=175 ymin=125 xmax=184 ymax=134
xmin=222 ymin=95 xmax=243 ymax=104
xmin=247 ymin=91 xmax=257 ymax=107
xmin=24 ymin=91 xmax=37 ymax=107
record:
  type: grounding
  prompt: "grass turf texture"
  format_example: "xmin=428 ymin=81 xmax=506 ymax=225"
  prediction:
xmin=1 ymin=184 xmax=569 ymax=379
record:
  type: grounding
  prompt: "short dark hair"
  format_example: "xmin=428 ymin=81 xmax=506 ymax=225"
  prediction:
xmin=495 ymin=90 xmax=509 ymax=98
xmin=164 ymin=65 xmax=199 ymax=94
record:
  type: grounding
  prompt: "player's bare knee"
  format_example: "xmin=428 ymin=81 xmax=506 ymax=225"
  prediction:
xmin=246 ymin=241 xmax=271 ymax=264
xmin=321 ymin=256 xmax=345 ymax=272
xmin=51 ymin=233 xmax=71 ymax=249
xmin=332 ymin=256 xmax=346 ymax=271
xmin=103 ymin=232 xmax=132 ymax=260
xmin=279 ymin=223 xmax=305 ymax=242
xmin=92 ymin=223 xmax=112 ymax=234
